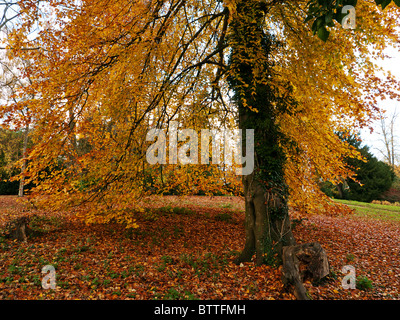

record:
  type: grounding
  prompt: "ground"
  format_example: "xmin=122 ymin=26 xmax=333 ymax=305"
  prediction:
xmin=0 ymin=195 xmax=399 ymax=300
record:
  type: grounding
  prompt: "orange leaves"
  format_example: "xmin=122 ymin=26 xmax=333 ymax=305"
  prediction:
xmin=3 ymin=0 xmax=234 ymax=223
xmin=1 ymin=195 xmax=398 ymax=300
xmin=0 ymin=195 xmax=293 ymax=300
xmin=294 ymin=213 xmax=400 ymax=299
xmin=3 ymin=0 xmax=400 ymax=227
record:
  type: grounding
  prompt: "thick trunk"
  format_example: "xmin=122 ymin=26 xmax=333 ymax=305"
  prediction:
xmin=236 ymin=173 xmax=296 ymax=265
xmin=228 ymin=0 xmax=329 ymax=300
xmin=229 ymin=0 xmax=295 ymax=265
xmin=234 ymin=115 xmax=296 ymax=266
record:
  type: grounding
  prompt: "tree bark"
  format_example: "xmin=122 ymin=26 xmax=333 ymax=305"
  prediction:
xmin=18 ymin=123 xmax=29 ymax=197
xmin=234 ymin=155 xmax=296 ymax=266
xmin=229 ymin=0 xmax=296 ymax=266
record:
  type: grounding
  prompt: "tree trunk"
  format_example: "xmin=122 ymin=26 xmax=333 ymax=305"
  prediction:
xmin=336 ymin=182 xmax=344 ymax=199
xmin=234 ymin=115 xmax=296 ymax=266
xmin=18 ymin=123 xmax=29 ymax=197
xmin=236 ymin=177 xmax=297 ymax=265
xmin=229 ymin=0 xmax=296 ymax=266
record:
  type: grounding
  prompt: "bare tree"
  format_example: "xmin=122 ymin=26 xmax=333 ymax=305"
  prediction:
xmin=377 ymin=107 xmax=399 ymax=170
xmin=0 ymin=1 xmax=21 ymax=32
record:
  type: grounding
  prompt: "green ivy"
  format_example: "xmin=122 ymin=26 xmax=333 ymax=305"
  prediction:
xmin=227 ymin=1 xmax=295 ymax=222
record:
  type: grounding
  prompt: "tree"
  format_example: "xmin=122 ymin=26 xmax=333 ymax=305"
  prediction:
xmin=347 ymin=152 xmax=394 ymax=202
xmin=0 ymin=127 xmax=24 ymax=195
xmin=377 ymin=107 xmax=399 ymax=170
xmin=0 ymin=44 xmax=33 ymax=196
xmin=2 ymin=0 xmax=400 ymax=291
xmin=228 ymin=1 xmax=297 ymax=265
xmin=323 ymin=133 xmax=395 ymax=202
xmin=0 ymin=0 xmax=23 ymax=32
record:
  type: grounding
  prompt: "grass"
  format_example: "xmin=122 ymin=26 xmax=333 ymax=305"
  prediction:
xmin=334 ymin=199 xmax=400 ymax=223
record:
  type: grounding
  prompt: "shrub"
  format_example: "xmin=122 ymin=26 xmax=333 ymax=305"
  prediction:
xmin=356 ymin=275 xmax=373 ymax=291
xmin=345 ymin=253 xmax=355 ymax=263
xmin=379 ymin=177 xmax=400 ymax=202
xmin=162 ymin=287 xmax=198 ymax=300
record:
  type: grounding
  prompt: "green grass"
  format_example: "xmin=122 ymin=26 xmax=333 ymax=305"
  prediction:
xmin=335 ymin=199 xmax=400 ymax=223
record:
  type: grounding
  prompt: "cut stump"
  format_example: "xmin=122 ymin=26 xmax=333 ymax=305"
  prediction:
xmin=4 ymin=216 xmax=33 ymax=242
xmin=282 ymin=242 xmax=330 ymax=300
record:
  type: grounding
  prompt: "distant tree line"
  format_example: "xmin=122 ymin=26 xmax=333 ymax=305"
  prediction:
xmin=0 ymin=127 xmax=32 ymax=195
xmin=320 ymin=133 xmax=395 ymax=203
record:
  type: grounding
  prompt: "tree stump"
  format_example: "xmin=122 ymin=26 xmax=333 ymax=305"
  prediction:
xmin=282 ymin=242 xmax=329 ymax=300
xmin=4 ymin=216 xmax=32 ymax=243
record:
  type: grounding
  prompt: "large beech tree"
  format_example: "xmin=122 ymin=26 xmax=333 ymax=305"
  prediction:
xmin=2 ymin=0 xmax=400 ymax=270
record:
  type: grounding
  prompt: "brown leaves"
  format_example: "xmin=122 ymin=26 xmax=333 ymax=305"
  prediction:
xmin=1 ymin=195 xmax=399 ymax=300
xmin=294 ymin=214 xmax=400 ymax=299
xmin=0 ymin=195 xmax=290 ymax=300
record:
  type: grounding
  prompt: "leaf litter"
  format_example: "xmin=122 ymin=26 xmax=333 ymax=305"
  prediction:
xmin=0 ymin=195 xmax=399 ymax=300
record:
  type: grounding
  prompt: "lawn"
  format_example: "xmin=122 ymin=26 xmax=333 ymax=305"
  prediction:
xmin=0 ymin=195 xmax=399 ymax=300
xmin=334 ymin=199 xmax=400 ymax=223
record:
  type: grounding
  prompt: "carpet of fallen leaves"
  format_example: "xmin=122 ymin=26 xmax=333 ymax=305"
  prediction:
xmin=0 ymin=195 xmax=399 ymax=300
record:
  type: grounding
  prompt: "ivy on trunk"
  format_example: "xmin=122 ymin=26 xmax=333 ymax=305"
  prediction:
xmin=228 ymin=0 xmax=296 ymax=266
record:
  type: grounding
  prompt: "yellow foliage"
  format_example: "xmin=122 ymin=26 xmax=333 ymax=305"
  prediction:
xmin=2 ymin=0 xmax=400 ymax=226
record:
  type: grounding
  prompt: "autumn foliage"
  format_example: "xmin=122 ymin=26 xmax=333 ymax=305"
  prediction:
xmin=3 ymin=0 xmax=400 ymax=303
xmin=1 ymin=1 xmax=400 ymax=226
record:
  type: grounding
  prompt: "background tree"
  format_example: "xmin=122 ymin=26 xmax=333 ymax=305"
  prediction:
xmin=347 ymin=149 xmax=395 ymax=202
xmin=0 ymin=44 xmax=32 ymax=196
xmin=0 ymin=127 xmax=24 ymax=195
xmin=0 ymin=0 xmax=23 ymax=32
xmin=377 ymin=107 xmax=399 ymax=170
xmin=322 ymin=133 xmax=395 ymax=202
